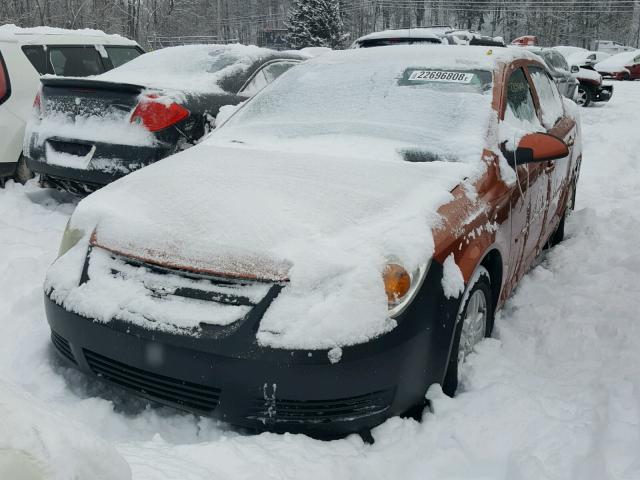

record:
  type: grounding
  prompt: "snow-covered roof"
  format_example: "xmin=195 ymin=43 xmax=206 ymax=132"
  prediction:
xmin=0 ymin=23 xmax=138 ymax=46
xmin=355 ymin=28 xmax=443 ymax=43
xmin=318 ymin=44 xmax=540 ymax=71
xmin=595 ymin=50 xmax=640 ymax=72
xmin=552 ymin=45 xmax=588 ymax=58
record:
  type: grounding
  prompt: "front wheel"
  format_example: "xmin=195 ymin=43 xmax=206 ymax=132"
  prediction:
xmin=575 ymin=85 xmax=592 ymax=107
xmin=442 ymin=266 xmax=494 ymax=396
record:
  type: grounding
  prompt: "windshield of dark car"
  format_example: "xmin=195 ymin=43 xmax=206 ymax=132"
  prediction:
xmin=214 ymin=58 xmax=493 ymax=164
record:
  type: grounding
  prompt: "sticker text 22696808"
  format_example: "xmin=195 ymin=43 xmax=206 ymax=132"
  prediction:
xmin=408 ymin=70 xmax=474 ymax=83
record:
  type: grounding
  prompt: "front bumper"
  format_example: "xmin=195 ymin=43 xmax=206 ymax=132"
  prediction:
xmin=44 ymin=261 xmax=459 ymax=437
xmin=593 ymin=84 xmax=613 ymax=102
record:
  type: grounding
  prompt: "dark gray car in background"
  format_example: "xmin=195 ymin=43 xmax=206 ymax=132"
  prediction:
xmin=25 ymin=44 xmax=307 ymax=194
xmin=526 ymin=47 xmax=579 ymax=100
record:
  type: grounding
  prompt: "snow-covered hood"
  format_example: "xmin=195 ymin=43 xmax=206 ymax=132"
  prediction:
xmin=58 ymin=142 xmax=484 ymax=348
xmin=574 ymin=67 xmax=602 ymax=84
xmin=595 ymin=50 xmax=640 ymax=73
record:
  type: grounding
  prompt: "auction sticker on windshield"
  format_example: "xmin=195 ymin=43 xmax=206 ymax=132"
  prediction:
xmin=408 ymin=70 xmax=474 ymax=83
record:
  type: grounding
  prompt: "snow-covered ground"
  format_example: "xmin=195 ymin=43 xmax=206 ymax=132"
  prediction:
xmin=1 ymin=82 xmax=639 ymax=479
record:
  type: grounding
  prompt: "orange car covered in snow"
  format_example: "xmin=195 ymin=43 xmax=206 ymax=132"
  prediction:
xmin=44 ymin=46 xmax=580 ymax=437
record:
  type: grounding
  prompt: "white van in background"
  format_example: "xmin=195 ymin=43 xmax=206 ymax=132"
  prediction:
xmin=592 ymin=40 xmax=636 ymax=55
xmin=0 ymin=24 xmax=143 ymax=184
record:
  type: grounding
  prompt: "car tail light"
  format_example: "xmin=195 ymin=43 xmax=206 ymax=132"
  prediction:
xmin=0 ymin=53 xmax=10 ymax=105
xmin=130 ymin=95 xmax=190 ymax=132
xmin=33 ymin=90 xmax=44 ymax=116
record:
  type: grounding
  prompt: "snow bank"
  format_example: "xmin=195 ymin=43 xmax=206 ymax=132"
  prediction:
xmin=0 ymin=379 xmax=131 ymax=480
xmin=97 ymin=44 xmax=275 ymax=94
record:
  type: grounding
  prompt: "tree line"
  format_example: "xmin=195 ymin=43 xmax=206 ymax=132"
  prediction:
xmin=2 ymin=0 xmax=639 ymax=50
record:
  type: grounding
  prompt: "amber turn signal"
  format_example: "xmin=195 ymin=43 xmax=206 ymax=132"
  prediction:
xmin=383 ymin=263 xmax=411 ymax=304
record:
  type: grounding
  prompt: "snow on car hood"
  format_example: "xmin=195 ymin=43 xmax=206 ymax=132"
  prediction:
xmin=595 ymin=50 xmax=640 ymax=72
xmin=49 ymin=141 xmax=485 ymax=349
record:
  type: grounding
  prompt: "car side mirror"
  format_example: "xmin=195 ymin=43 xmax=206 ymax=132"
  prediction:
xmin=503 ymin=132 xmax=569 ymax=166
xmin=571 ymin=65 xmax=579 ymax=73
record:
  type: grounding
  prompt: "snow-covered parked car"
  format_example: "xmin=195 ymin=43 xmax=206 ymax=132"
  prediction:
xmin=0 ymin=24 xmax=142 ymax=185
xmin=595 ymin=50 xmax=640 ymax=81
xmin=43 ymin=46 xmax=581 ymax=437
xmin=524 ymin=47 xmax=579 ymax=100
xmin=553 ymin=48 xmax=613 ymax=107
xmin=24 ymin=44 xmax=308 ymax=194
xmin=563 ymin=50 xmax=611 ymax=68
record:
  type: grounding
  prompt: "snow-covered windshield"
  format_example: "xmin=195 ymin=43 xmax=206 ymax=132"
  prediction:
xmin=215 ymin=59 xmax=493 ymax=163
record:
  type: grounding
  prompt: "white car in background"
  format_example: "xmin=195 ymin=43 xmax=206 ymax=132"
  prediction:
xmin=0 ymin=24 xmax=142 ymax=184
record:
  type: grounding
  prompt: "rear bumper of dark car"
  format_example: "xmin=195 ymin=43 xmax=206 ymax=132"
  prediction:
xmin=44 ymin=261 xmax=459 ymax=437
xmin=25 ymin=137 xmax=172 ymax=193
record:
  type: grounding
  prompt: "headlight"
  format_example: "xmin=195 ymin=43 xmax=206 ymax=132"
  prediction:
xmin=384 ymin=260 xmax=429 ymax=317
xmin=57 ymin=220 xmax=86 ymax=258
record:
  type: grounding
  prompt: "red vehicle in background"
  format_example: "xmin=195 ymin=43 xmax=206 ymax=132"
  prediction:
xmin=511 ymin=35 xmax=537 ymax=47
xmin=595 ymin=50 xmax=640 ymax=80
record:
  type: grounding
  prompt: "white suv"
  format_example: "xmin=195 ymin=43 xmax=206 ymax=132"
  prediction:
xmin=0 ymin=25 xmax=143 ymax=184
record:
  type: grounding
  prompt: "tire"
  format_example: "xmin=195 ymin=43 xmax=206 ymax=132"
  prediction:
xmin=575 ymin=85 xmax=592 ymax=107
xmin=622 ymin=72 xmax=631 ymax=81
xmin=442 ymin=266 xmax=494 ymax=396
xmin=13 ymin=155 xmax=34 ymax=185
xmin=547 ymin=211 xmax=566 ymax=247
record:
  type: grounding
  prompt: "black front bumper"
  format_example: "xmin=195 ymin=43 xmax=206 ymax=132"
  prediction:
xmin=44 ymin=262 xmax=459 ymax=437
xmin=594 ymin=84 xmax=613 ymax=102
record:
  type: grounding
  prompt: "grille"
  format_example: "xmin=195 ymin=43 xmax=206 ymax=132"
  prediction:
xmin=247 ymin=389 xmax=394 ymax=424
xmin=51 ymin=330 xmax=77 ymax=364
xmin=84 ymin=349 xmax=221 ymax=413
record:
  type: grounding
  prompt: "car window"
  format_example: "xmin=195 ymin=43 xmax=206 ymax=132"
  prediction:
xmin=554 ymin=52 xmax=569 ymax=71
xmin=48 ymin=46 xmax=105 ymax=76
xmin=505 ymin=67 xmax=537 ymax=125
xmin=634 ymin=55 xmax=640 ymax=64
xmin=240 ymin=70 xmax=268 ymax=96
xmin=105 ymin=46 xmax=142 ymax=69
xmin=262 ymin=61 xmax=299 ymax=83
xmin=22 ymin=46 xmax=48 ymax=74
xmin=528 ymin=66 xmax=564 ymax=128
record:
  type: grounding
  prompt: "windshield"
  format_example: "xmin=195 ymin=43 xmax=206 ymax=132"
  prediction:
xmin=214 ymin=58 xmax=493 ymax=163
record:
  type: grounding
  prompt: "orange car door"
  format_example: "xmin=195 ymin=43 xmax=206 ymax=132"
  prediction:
xmin=501 ymin=67 xmax=550 ymax=285
xmin=527 ymin=65 xmax=576 ymax=243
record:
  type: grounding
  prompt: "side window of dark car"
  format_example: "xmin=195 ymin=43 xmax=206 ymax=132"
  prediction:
xmin=240 ymin=70 xmax=269 ymax=96
xmin=240 ymin=61 xmax=300 ymax=96
xmin=262 ymin=61 xmax=299 ymax=83
xmin=528 ymin=66 xmax=564 ymax=128
xmin=505 ymin=67 xmax=538 ymax=125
